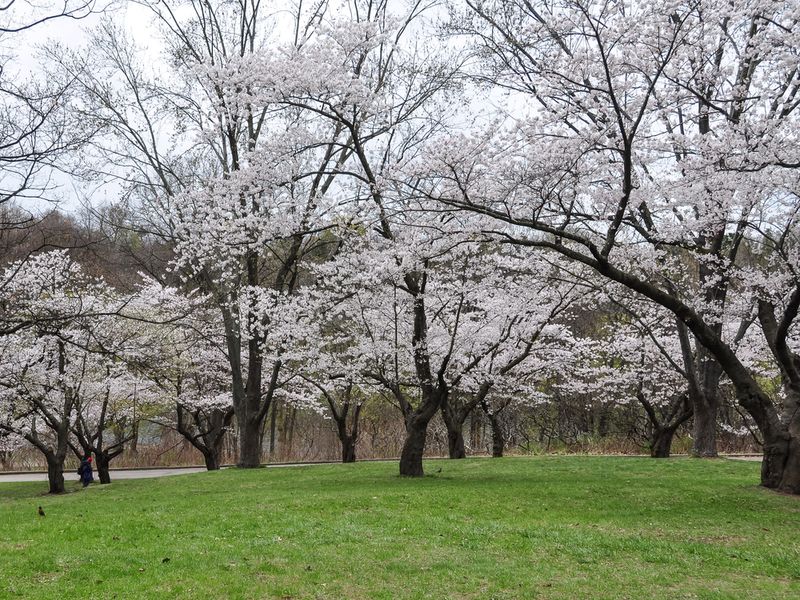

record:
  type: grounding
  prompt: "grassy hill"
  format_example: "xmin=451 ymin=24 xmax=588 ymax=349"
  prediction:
xmin=1 ymin=457 xmax=798 ymax=599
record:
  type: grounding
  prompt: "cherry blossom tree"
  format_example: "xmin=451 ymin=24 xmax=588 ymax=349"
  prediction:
xmin=302 ymin=221 xmax=584 ymax=473
xmin=276 ymin=290 xmax=375 ymax=463
xmin=427 ymin=0 xmax=800 ymax=492
xmin=55 ymin=0 xmax=454 ymax=467
xmin=68 ymin=356 xmax=148 ymax=484
xmin=0 ymin=250 xmax=118 ymax=492
xmin=106 ymin=278 xmax=236 ymax=471
xmin=566 ymin=299 xmax=694 ymax=458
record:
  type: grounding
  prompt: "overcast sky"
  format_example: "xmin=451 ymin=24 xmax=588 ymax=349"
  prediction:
xmin=4 ymin=1 xmax=159 ymax=215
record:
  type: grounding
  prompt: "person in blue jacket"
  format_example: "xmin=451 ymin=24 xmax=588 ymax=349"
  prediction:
xmin=78 ymin=454 xmax=94 ymax=488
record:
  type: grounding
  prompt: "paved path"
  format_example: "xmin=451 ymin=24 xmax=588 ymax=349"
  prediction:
xmin=0 ymin=461 xmax=337 ymax=484
xmin=0 ymin=467 xmax=207 ymax=483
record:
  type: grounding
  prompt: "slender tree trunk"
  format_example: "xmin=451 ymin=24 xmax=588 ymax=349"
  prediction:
xmin=268 ymin=401 xmax=278 ymax=457
xmin=469 ymin=412 xmax=482 ymax=450
xmin=490 ymin=415 xmax=505 ymax=458
xmin=129 ymin=419 xmax=139 ymax=456
xmin=46 ymin=455 xmax=65 ymax=494
xmin=285 ymin=407 xmax=297 ymax=459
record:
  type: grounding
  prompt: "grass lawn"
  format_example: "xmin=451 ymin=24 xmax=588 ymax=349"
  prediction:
xmin=1 ymin=456 xmax=798 ymax=599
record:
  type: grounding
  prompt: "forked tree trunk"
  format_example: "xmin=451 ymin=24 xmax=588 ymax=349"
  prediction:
xmin=176 ymin=405 xmax=233 ymax=471
xmin=441 ymin=408 xmax=467 ymax=459
xmin=650 ymin=426 xmax=678 ymax=458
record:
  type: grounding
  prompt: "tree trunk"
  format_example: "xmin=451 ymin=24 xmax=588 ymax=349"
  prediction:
xmin=650 ymin=426 xmax=677 ymax=458
xmin=691 ymin=392 xmax=719 ymax=457
xmin=400 ymin=416 xmax=429 ymax=476
xmin=490 ymin=416 xmax=505 ymax=458
xmin=95 ymin=454 xmax=112 ymax=484
xmin=268 ymin=400 xmax=278 ymax=457
xmin=46 ymin=455 xmax=65 ymax=494
xmin=285 ymin=407 xmax=297 ymax=459
xmin=341 ymin=436 xmax=356 ymax=463
xmin=447 ymin=425 xmax=466 ymax=459
xmin=469 ymin=412 xmax=482 ymax=450
xmin=237 ymin=415 xmax=263 ymax=468
xmin=442 ymin=409 xmax=466 ymax=459
xmin=759 ymin=426 xmax=800 ymax=494
xmin=129 ymin=419 xmax=139 ymax=456
xmin=203 ymin=448 xmax=222 ymax=471
xmin=441 ymin=401 xmax=470 ymax=459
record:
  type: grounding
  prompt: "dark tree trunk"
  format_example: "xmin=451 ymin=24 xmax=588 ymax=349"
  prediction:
xmin=759 ymin=431 xmax=800 ymax=492
xmin=327 ymin=391 xmax=362 ymax=464
xmin=268 ymin=401 xmax=278 ymax=456
xmin=237 ymin=415 xmax=263 ymax=468
xmin=650 ymin=426 xmax=677 ymax=458
xmin=490 ymin=416 xmax=505 ymax=458
xmin=46 ymin=455 xmax=65 ymax=494
xmin=441 ymin=407 xmax=467 ymax=459
xmin=400 ymin=416 xmax=429 ymax=476
xmin=129 ymin=419 xmax=139 ymax=456
xmin=175 ymin=405 xmax=233 ymax=471
xmin=686 ymin=348 xmax=721 ymax=457
xmin=782 ymin=449 xmax=800 ymax=493
xmin=95 ymin=454 xmax=111 ymax=484
xmin=341 ymin=436 xmax=356 ymax=463
xmin=447 ymin=426 xmax=466 ymax=459
xmin=202 ymin=448 xmax=222 ymax=471
xmin=285 ymin=407 xmax=297 ymax=459
xmin=691 ymin=391 xmax=719 ymax=457
xmin=469 ymin=412 xmax=482 ymax=450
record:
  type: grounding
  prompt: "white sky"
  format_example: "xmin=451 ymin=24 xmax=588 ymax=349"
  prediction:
xmin=4 ymin=1 xmax=158 ymax=215
xmin=5 ymin=0 xmax=509 ymax=217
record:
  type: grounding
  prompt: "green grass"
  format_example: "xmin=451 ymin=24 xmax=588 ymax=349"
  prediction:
xmin=1 ymin=457 xmax=798 ymax=599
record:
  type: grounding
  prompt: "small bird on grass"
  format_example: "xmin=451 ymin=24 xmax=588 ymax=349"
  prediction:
xmin=37 ymin=506 xmax=45 ymax=517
